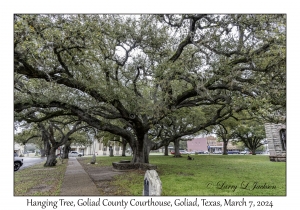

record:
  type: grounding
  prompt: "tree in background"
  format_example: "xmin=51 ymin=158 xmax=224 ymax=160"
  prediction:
xmin=38 ymin=120 xmax=85 ymax=166
xmin=14 ymin=115 xmax=89 ymax=166
xmin=232 ymin=121 xmax=266 ymax=155
xmin=60 ymin=129 xmax=91 ymax=158
xmin=14 ymin=122 xmax=43 ymax=156
xmin=212 ymin=118 xmax=239 ymax=155
xmin=211 ymin=109 xmax=260 ymax=155
xmin=149 ymin=107 xmax=221 ymax=157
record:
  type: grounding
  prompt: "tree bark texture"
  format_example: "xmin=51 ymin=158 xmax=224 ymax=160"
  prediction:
xmin=44 ymin=147 xmax=58 ymax=167
xmin=173 ymin=138 xmax=182 ymax=158
xmin=62 ymin=144 xmax=71 ymax=159
xmin=164 ymin=144 xmax=169 ymax=156
xmin=121 ymin=139 xmax=127 ymax=156
xmin=131 ymin=134 xmax=151 ymax=164
xmin=222 ymin=140 xmax=228 ymax=155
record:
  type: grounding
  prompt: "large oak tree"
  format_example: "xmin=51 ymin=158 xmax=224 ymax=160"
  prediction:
xmin=14 ymin=14 xmax=286 ymax=164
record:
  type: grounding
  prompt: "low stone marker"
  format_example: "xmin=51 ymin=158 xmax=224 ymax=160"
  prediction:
xmin=143 ymin=170 xmax=162 ymax=196
xmin=90 ymin=154 xmax=96 ymax=164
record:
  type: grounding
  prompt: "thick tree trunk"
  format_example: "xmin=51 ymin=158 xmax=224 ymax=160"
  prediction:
xmin=121 ymin=138 xmax=127 ymax=156
xmin=42 ymin=136 xmax=51 ymax=157
xmin=44 ymin=147 xmax=58 ymax=167
xmin=164 ymin=144 xmax=169 ymax=156
xmin=222 ymin=140 xmax=228 ymax=155
xmin=109 ymin=146 xmax=114 ymax=157
xmin=251 ymin=150 xmax=256 ymax=155
xmin=131 ymin=134 xmax=150 ymax=164
xmin=45 ymin=141 xmax=51 ymax=157
xmin=62 ymin=144 xmax=71 ymax=159
xmin=40 ymin=149 xmax=46 ymax=157
xmin=173 ymin=138 xmax=181 ymax=158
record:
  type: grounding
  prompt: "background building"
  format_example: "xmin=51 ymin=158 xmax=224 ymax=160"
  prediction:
xmin=187 ymin=137 xmax=208 ymax=152
xmin=187 ymin=136 xmax=240 ymax=153
xmin=265 ymin=123 xmax=286 ymax=162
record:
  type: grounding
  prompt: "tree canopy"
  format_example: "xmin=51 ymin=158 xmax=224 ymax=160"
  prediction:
xmin=14 ymin=14 xmax=286 ymax=163
xmin=232 ymin=120 xmax=266 ymax=155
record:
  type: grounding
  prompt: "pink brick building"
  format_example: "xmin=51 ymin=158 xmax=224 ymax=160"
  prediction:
xmin=187 ymin=137 xmax=208 ymax=152
xmin=187 ymin=136 xmax=226 ymax=153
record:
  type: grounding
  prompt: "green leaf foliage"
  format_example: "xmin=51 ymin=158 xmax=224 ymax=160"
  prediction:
xmin=14 ymin=14 xmax=286 ymax=163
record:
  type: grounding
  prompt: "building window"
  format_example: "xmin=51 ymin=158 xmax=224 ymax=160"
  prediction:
xmin=280 ymin=129 xmax=286 ymax=151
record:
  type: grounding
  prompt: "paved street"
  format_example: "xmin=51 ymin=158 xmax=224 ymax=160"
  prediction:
xmin=18 ymin=157 xmax=46 ymax=171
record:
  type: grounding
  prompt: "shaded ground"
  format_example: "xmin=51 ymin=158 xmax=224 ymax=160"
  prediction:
xmin=28 ymin=168 xmax=56 ymax=194
xmin=77 ymin=158 xmax=130 ymax=195
xmin=28 ymin=184 xmax=52 ymax=194
xmin=14 ymin=162 xmax=67 ymax=196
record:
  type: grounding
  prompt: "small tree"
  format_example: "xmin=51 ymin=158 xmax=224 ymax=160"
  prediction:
xmin=39 ymin=121 xmax=87 ymax=166
xmin=233 ymin=121 xmax=266 ymax=155
xmin=213 ymin=121 xmax=237 ymax=155
xmin=211 ymin=111 xmax=251 ymax=155
xmin=14 ymin=122 xmax=42 ymax=155
xmin=15 ymin=115 xmax=89 ymax=166
xmin=61 ymin=130 xmax=90 ymax=159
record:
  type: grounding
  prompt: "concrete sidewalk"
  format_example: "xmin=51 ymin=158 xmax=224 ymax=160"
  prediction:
xmin=60 ymin=157 xmax=100 ymax=196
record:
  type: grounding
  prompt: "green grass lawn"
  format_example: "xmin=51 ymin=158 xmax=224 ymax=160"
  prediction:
xmin=14 ymin=160 xmax=67 ymax=196
xmin=100 ymin=155 xmax=286 ymax=196
xmin=14 ymin=155 xmax=286 ymax=196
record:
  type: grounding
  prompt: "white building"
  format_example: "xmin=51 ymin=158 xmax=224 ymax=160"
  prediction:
xmin=68 ymin=138 xmax=124 ymax=156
